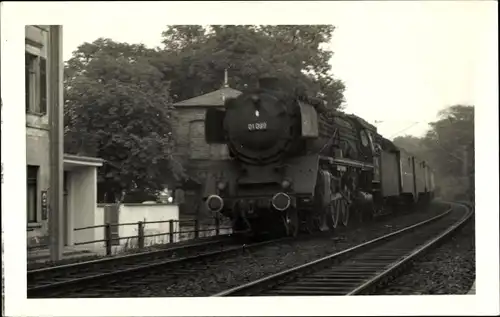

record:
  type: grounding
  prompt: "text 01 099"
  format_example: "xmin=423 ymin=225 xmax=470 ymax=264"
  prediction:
xmin=248 ymin=122 xmax=267 ymax=131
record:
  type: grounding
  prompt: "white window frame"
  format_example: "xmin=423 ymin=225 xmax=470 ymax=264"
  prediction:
xmin=25 ymin=44 xmax=47 ymax=116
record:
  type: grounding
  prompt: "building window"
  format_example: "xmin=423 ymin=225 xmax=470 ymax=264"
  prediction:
xmin=27 ymin=165 xmax=39 ymax=223
xmin=25 ymin=52 xmax=47 ymax=115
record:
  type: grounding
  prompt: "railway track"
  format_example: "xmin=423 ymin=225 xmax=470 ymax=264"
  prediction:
xmin=27 ymin=233 xmax=241 ymax=297
xmin=212 ymin=201 xmax=473 ymax=296
xmin=27 ymin=232 xmax=299 ymax=298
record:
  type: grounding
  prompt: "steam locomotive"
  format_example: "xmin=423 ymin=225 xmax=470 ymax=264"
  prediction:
xmin=202 ymin=77 xmax=435 ymax=237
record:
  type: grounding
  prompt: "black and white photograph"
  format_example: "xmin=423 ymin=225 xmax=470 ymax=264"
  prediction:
xmin=1 ymin=1 xmax=498 ymax=316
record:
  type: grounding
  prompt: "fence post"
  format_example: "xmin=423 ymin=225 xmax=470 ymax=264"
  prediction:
xmin=105 ymin=223 xmax=112 ymax=256
xmin=169 ymin=220 xmax=174 ymax=243
xmin=194 ymin=219 xmax=199 ymax=239
xmin=137 ymin=221 xmax=145 ymax=249
xmin=215 ymin=215 xmax=220 ymax=236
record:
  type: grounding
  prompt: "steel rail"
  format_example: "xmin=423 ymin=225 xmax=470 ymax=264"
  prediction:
xmin=212 ymin=202 xmax=472 ymax=296
xmin=348 ymin=201 xmax=473 ymax=295
xmin=28 ymin=233 xmax=233 ymax=275
xmin=27 ymin=235 xmax=293 ymax=298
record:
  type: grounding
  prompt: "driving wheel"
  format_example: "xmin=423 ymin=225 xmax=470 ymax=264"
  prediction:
xmin=327 ymin=199 xmax=341 ymax=229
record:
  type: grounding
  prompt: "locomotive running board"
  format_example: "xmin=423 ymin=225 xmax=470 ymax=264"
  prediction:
xmin=319 ymin=155 xmax=374 ymax=170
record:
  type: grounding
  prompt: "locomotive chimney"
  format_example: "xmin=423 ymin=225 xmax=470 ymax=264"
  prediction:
xmin=223 ymin=68 xmax=229 ymax=88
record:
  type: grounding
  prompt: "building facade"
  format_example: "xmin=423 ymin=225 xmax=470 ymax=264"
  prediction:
xmin=26 ymin=26 xmax=104 ymax=249
xmin=25 ymin=25 xmax=52 ymax=241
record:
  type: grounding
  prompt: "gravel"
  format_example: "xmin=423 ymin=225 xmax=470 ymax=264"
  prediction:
xmin=103 ymin=200 xmax=452 ymax=297
xmin=375 ymin=211 xmax=475 ymax=295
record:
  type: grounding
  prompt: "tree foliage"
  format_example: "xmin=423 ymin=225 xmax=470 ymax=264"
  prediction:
xmin=392 ymin=135 xmax=423 ymax=157
xmin=158 ymin=25 xmax=346 ymax=109
xmin=393 ymin=105 xmax=474 ymax=200
xmin=64 ymin=38 xmax=186 ymax=202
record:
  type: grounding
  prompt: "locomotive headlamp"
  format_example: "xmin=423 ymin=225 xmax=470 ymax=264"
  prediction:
xmin=206 ymin=195 xmax=224 ymax=213
xmin=272 ymin=192 xmax=291 ymax=211
xmin=217 ymin=181 xmax=227 ymax=191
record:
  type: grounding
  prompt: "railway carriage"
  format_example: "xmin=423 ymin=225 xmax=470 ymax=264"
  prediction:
xmin=422 ymin=162 xmax=435 ymax=203
xmin=202 ymin=76 xmax=435 ymax=237
xmin=414 ymin=157 xmax=426 ymax=199
xmin=427 ymin=166 xmax=436 ymax=199
xmin=378 ymin=139 xmax=403 ymax=208
xmin=399 ymin=149 xmax=418 ymax=204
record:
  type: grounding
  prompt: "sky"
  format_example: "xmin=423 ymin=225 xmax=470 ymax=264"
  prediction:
xmin=59 ymin=1 xmax=494 ymax=140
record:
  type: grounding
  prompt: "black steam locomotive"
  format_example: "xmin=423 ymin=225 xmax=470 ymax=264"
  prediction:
xmin=203 ymin=77 xmax=435 ymax=237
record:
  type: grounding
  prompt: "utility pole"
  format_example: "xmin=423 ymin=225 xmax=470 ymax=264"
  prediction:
xmin=48 ymin=25 xmax=64 ymax=261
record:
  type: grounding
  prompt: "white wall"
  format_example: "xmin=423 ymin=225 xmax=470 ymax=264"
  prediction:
xmin=69 ymin=167 xmax=97 ymax=246
xmin=92 ymin=203 xmax=181 ymax=253
xmin=77 ymin=203 xmax=233 ymax=256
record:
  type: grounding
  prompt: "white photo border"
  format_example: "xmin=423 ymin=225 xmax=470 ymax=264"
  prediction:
xmin=1 ymin=1 xmax=498 ymax=316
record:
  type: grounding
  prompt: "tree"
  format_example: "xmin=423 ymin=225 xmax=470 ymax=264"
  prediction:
xmin=394 ymin=105 xmax=474 ymax=200
xmin=393 ymin=135 xmax=425 ymax=157
xmin=157 ymin=25 xmax=346 ymax=110
xmin=161 ymin=25 xmax=207 ymax=51
xmin=421 ymin=105 xmax=474 ymax=200
xmin=64 ymin=38 xmax=187 ymax=203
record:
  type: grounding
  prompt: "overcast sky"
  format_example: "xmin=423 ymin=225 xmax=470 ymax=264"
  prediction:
xmin=58 ymin=1 xmax=494 ymax=139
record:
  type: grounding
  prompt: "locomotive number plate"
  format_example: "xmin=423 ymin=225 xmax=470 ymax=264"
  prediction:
xmin=248 ymin=122 xmax=268 ymax=131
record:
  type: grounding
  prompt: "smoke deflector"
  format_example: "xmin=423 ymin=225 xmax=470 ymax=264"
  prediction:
xmin=298 ymin=101 xmax=319 ymax=138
